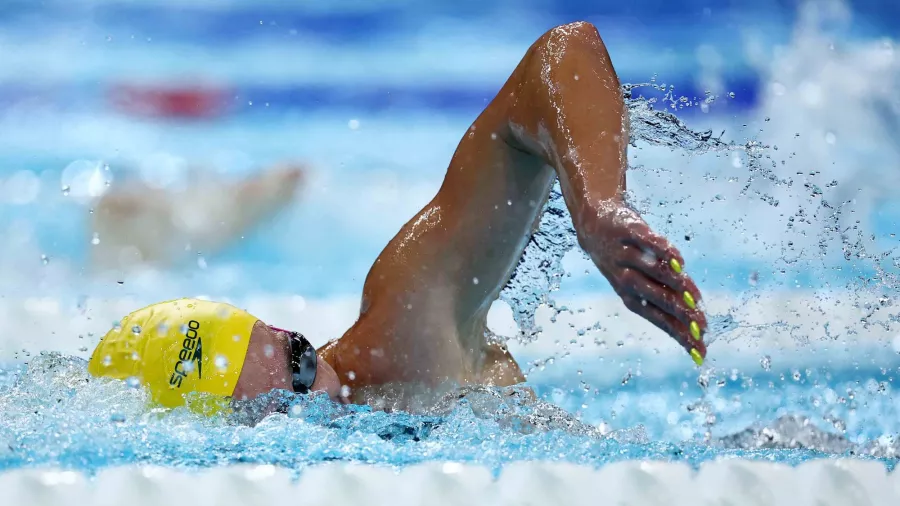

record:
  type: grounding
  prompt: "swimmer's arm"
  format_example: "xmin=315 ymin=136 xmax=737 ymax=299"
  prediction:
xmin=498 ymin=22 xmax=708 ymax=359
xmin=333 ymin=22 xmax=706 ymax=390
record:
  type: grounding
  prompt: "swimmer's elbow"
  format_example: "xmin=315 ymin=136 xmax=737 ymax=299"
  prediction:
xmin=531 ymin=21 xmax=606 ymax=58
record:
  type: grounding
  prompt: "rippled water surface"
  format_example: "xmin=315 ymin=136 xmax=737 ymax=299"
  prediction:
xmin=1 ymin=350 xmax=899 ymax=475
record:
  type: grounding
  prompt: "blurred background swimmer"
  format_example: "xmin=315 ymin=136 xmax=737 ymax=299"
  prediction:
xmin=89 ymin=160 xmax=306 ymax=274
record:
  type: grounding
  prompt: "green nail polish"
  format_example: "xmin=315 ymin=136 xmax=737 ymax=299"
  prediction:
xmin=669 ymin=258 xmax=682 ymax=274
xmin=690 ymin=321 xmax=701 ymax=341
xmin=683 ymin=291 xmax=696 ymax=310
xmin=690 ymin=348 xmax=703 ymax=366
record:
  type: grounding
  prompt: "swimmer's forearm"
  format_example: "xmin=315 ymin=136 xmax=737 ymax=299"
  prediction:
xmin=503 ymin=22 xmax=628 ymax=222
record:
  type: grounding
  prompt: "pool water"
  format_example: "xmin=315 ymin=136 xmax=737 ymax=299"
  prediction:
xmin=1 ymin=343 xmax=898 ymax=476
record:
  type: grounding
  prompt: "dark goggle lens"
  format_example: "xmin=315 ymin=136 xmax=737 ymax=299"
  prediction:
xmin=287 ymin=331 xmax=317 ymax=394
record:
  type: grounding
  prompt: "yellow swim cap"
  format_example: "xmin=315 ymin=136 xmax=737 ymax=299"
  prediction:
xmin=87 ymin=298 xmax=258 ymax=410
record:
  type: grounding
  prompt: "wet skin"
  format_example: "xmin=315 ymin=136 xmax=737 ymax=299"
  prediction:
xmin=236 ymin=21 xmax=708 ymax=406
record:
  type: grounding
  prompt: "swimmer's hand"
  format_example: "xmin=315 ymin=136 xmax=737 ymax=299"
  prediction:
xmin=578 ymin=200 xmax=707 ymax=364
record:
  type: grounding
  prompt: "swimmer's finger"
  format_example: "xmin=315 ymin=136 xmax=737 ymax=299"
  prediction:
xmin=621 ymin=245 xmax=696 ymax=295
xmin=626 ymin=273 xmax=706 ymax=330
xmin=622 ymin=296 xmax=707 ymax=361
xmin=623 ymin=228 xmax=684 ymax=269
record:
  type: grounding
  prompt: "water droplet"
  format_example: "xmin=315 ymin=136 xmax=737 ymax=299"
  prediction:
xmin=215 ymin=355 xmax=229 ymax=371
xmin=760 ymin=355 xmax=772 ymax=371
xmin=131 ymin=325 xmax=142 ymax=335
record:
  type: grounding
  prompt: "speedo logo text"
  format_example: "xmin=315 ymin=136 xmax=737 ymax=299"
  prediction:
xmin=169 ymin=319 xmax=203 ymax=388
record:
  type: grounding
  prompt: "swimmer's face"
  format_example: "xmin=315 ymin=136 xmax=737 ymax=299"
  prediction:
xmin=232 ymin=321 xmax=343 ymax=405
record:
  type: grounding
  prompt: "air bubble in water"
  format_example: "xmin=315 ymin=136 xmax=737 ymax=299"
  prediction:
xmin=61 ymin=185 xmax=70 ymax=196
xmin=761 ymin=355 xmax=772 ymax=371
xmin=215 ymin=355 xmax=229 ymax=371
xmin=102 ymin=355 xmax=112 ymax=366
xmin=348 ymin=371 xmax=356 ymax=380
xmin=91 ymin=233 xmax=100 ymax=245
xmin=40 ymin=254 xmax=49 ymax=265
xmin=340 ymin=385 xmax=352 ymax=398
xmin=131 ymin=325 xmax=141 ymax=335
xmin=824 ymin=132 xmax=836 ymax=145
xmin=348 ymin=119 xmax=360 ymax=130
xmin=263 ymin=345 xmax=275 ymax=358
xmin=125 ymin=376 xmax=141 ymax=389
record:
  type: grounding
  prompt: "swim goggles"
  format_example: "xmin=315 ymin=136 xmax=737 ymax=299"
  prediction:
xmin=270 ymin=326 xmax=318 ymax=394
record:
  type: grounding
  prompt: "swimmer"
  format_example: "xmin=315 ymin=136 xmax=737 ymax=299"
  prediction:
xmin=88 ymin=22 xmax=708 ymax=414
xmin=90 ymin=162 xmax=305 ymax=273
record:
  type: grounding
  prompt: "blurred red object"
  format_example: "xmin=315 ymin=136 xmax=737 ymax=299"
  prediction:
xmin=108 ymin=83 xmax=232 ymax=119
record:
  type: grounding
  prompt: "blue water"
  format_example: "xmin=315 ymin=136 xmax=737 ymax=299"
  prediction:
xmin=1 ymin=349 xmax=898 ymax=475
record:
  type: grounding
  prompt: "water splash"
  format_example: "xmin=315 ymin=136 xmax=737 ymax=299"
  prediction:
xmin=2 ymin=351 xmax=898 ymax=474
xmin=496 ymin=84 xmax=770 ymax=348
xmin=497 ymin=183 xmax=578 ymax=343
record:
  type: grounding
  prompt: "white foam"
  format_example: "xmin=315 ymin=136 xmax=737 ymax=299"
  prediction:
xmin=1 ymin=460 xmax=899 ymax=505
